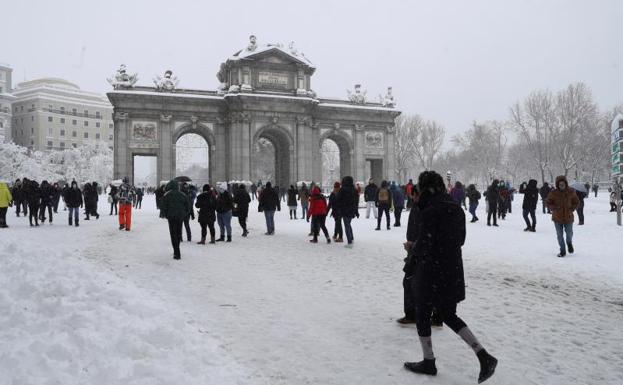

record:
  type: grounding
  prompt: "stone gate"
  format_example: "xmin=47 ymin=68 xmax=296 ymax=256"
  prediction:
xmin=107 ymin=37 xmax=400 ymax=186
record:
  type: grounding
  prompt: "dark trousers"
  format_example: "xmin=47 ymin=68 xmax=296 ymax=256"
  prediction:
xmin=16 ymin=200 xmax=27 ymax=216
xmin=167 ymin=218 xmax=183 ymax=257
xmin=377 ymin=206 xmax=390 ymax=228
xmin=343 ymin=216 xmax=354 ymax=243
xmin=394 ymin=207 xmax=403 ymax=226
xmin=0 ymin=207 xmax=7 ymax=227
xmin=53 ymin=198 xmax=60 ymax=213
xmin=39 ymin=204 xmax=53 ymax=223
xmin=577 ymin=200 xmax=584 ymax=224
xmin=333 ymin=215 xmax=343 ymax=239
xmin=238 ymin=215 xmax=247 ymax=232
xmin=415 ymin=302 xmax=467 ymax=337
xmin=469 ymin=202 xmax=479 ymax=220
xmin=110 ymin=201 xmax=117 ymax=215
xmin=487 ymin=203 xmax=497 ymax=225
xmin=28 ymin=203 xmax=39 ymax=225
xmin=199 ymin=220 xmax=215 ymax=240
xmin=311 ymin=214 xmax=330 ymax=239
xmin=183 ymin=215 xmax=191 ymax=241
xmin=403 ymin=275 xmax=416 ymax=319
xmin=523 ymin=209 xmax=536 ymax=229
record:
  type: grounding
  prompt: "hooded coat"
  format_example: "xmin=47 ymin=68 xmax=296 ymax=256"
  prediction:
xmin=336 ymin=176 xmax=359 ymax=219
xmin=161 ymin=180 xmax=191 ymax=221
xmin=308 ymin=186 xmax=328 ymax=216
xmin=0 ymin=183 xmax=13 ymax=208
xmin=63 ymin=182 xmax=83 ymax=208
xmin=195 ymin=187 xmax=217 ymax=223
xmin=546 ymin=176 xmax=579 ymax=224
xmin=486 ymin=180 xmax=500 ymax=204
xmin=258 ymin=183 xmax=280 ymax=212
xmin=233 ymin=186 xmax=251 ymax=218
xmin=410 ymin=191 xmax=466 ymax=306
xmin=520 ymin=179 xmax=539 ymax=211
xmin=390 ymin=184 xmax=405 ymax=209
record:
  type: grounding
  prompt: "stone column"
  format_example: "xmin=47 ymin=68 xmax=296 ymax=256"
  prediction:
xmin=159 ymin=114 xmax=173 ymax=183
xmin=385 ymin=125 xmax=397 ymax=182
xmin=354 ymin=124 xmax=366 ymax=183
xmin=213 ymin=117 xmax=228 ymax=183
xmin=310 ymin=123 xmax=323 ymax=184
xmin=113 ymin=111 xmax=129 ymax=180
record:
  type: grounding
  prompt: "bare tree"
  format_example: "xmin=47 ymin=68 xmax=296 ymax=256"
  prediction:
xmin=509 ymin=89 xmax=557 ymax=183
xmin=393 ymin=114 xmax=421 ymax=181
xmin=552 ymin=83 xmax=598 ymax=177
xmin=413 ymin=120 xmax=445 ymax=171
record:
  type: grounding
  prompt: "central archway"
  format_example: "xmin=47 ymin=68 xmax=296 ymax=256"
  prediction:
xmin=253 ymin=125 xmax=293 ymax=188
xmin=320 ymin=130 xmax=353 ymax=188
xmin=172 ymin=123 xmax=216 ymax=185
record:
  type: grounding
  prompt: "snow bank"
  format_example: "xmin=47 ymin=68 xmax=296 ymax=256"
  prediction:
xmin=0 ymin=241 xmax=259 ymax=385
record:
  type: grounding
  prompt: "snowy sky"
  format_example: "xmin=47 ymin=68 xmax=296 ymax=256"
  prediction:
xmin=4 ymin=0 xmax=622 ymax=141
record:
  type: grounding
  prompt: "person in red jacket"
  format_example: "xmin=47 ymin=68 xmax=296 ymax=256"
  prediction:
xmin=308 ymin=186 xmax=331 ymax=244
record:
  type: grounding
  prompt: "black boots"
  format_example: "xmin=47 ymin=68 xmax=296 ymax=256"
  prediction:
xmin=404 ymin=359 xmax=437 ymax=376
xmin=242 ymin=230 xmax=248 ymax=237
xmin=226 ymin=235 xmax=232 ymax=242
xmin=567 ymin=242 xmax=574 ymax=253
xmin=216 ymin=235 xmax=225 ymax=242
xmin=209 ymin=236 xmax=216 ymax=244
xmin=477 ymin=349 xmax=498 ymax=383
xmin=197 ymin=237 xmax=206 ymax=245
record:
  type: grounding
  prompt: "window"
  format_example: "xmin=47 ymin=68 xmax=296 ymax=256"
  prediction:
xmin=48 ymin=105 xmax=53 ymax=112
xmin=48 ymin=116 xmax=53 ymax=122
xmin=96 ymin=122 xmax=100 ymax=128
xmin=96 ymin=133 xmax=101 ymax=140
xmin=96 ymin=111 xmax=101 ymax=119
xmin=60 ymin=142 xmax=65 ymax=148
xmin=60 ymin=107 xmax=65 ymax=114
xmin=31 ymin=116 xmax=34 ymax=121
xmin=20 ymin=106 xmax=23 ymax=112
xmin=72 ymin=143 xmax=77 ymax=148
xmin=109 ymin=134 xmax=113 ymax=141
xmin=72 ymin=131 xmax=77 ymax=137
xmin=60 ymin=118 xmax=65 ymax=123
xmin=84 ymin=110 xmax=88 ymax=117
xmin=48 ymin=127 xmax=53 ymax=135
xmin=20 ymin=129 xmax=23 ymax=136
xmin=60 ymin=129 xmax=65 ymax=136
xmin=84 ymin=121 xmax=88 ymax=127
xmin=31 ymin=127 xmax=34 ymax=134
xmin=47 ymin=141 xmax=53 ymax=149
xmin=30 ymin=140 xmax=34 ymax=146
xmin=109 ymin=123 xmax=113 ymax=129
xmin=84 ymin=132 xmax=88 ymax=138
xmin=72 ymin=108 xmax=77 ymax=116
xmin=0 ymin=87 xmax=2 ymax=93
xmin=72 ymin=120 xmax=77 ymax=125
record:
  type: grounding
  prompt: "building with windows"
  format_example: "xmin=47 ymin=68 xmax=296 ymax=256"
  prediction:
xmin=11 ymin=78 xmax=113 ymax=151
xmin=0 ymin=63 xmax=14 ymax=143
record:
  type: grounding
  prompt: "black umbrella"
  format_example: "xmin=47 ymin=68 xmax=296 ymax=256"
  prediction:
xmin=174 ymin=176 xmax=192 ymax=183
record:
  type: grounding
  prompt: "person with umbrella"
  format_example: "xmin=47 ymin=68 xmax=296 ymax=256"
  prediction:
xmin=161 ymin=179 xmax=191 ymax=260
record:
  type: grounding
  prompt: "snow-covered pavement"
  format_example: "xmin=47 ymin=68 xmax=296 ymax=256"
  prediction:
xmin=2 ymin=193 xmax=623 ymax=384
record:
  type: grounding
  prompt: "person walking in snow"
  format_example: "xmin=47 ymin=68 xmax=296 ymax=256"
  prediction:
xmin=179 ymin=183 xmax=193 ymax=242
xmin=466 ymin=184 xmax=481 ymax=223
xmin=519 ymin=179 xmax=539 ymax=232
xmin=161 ymin=180 xmax=190 ymax=260
xmin=51 ymin=182 xmax=61 ymax=214
xmin=375 ymin=180 xmax=393 ymax=230
xmin=539 ymin=182 xmax=551 ymax=214
xmin=592 ymin=183 xmax=598 ymax=198
xmin=485 ymin=180 xmax=500 ymax=227
xmin=390 ymin=182 xmax=405 ymax=227
xmin=327 ymin=182 xmax=343 ymax=242
xmin=298 ymin=183 xmax=310 ymax=221
xmin=575 ymin=188 xmax=587 ymax=225
xmin=450 ymin=181 xmax=466 ymax=209
xmin=546 ymin=176 xmax=579 ymax=258
xmin=109 ymin=183 xmax=119 ymax=215
xmin=24 ymin=179 xmax=41 ymax=227
xmin=135 ymin=187 xmax=144 ymax=209
xmin=258 ymin=181 xmax=280 ymax=235
xmin=364 ymin=178 xmax=378 ymax=219
xmin=308 ymin=185 xmax=331 ymax=243
xmin=215 ymin=185 xmax=234 ymax=242
xmin=336 ymin=176 xmax=359 ymax=247
xmin=195 ymin=184 xmax=217 ymax=244
xmin=402 ymin=171 xmax=497 ymax=383
xmin=405 ymin=179 xmax=415 ymax=210
xmin=287 ymin=185 xmax=298 ymax=219
xmin=38 ymin=180 xmax=55 ymax=224
xmin=116 ymin=177 xmax=135 ymax=231
xmin=233 ymin=184 xmax=251 ymax=237
xmin=63 ymin=180 xmax=83 ymax=227
xmin=11 ymin=179 xmax=25 ymax=217
xmin=497 ymin=182 xmax=508 ymax=220
xmin=0 ymin=181 xmax=13 ymax=228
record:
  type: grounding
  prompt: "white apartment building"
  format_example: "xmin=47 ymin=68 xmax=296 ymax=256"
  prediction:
xmin=0 ymin=64 xmax=14 ymax=142
xmin=11 ymin=77 xmax=113 ymax=151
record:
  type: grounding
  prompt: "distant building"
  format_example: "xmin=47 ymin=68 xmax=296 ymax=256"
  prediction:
xmin=11 ymin=77 xmax=113 ymax=151
xmin=0 ymin=64 xmax=14 ymax=143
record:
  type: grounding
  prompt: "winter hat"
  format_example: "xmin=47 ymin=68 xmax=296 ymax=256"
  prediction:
xmin=202 ymin=184 xmax=210 ymax=192
xmin=333 ymin=181 xmax=341 ymax=189
xmin=417 ymin=171 xmax=445 ymax=195
xmin=266 ymin=182 xmax=272 ymax=188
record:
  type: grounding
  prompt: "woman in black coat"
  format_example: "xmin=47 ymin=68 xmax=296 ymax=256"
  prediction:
xmin=519 ymin=179 xmax=539 ymax=231
xmin=335 ymin=176 xmax=359 ymax=246
xmin=233 ymin=184 xmax=251 ymax=237
xmin=287 ymin=185 xmax=298 ymax=219
xmin=403 ymin=171 xmax=497 ymax=383
xmin=195 ymin=184 xmax=217 ymax=244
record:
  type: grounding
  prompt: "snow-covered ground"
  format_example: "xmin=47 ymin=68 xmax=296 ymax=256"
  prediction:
xmin=1 ymin=193 xmax=623 ymax=385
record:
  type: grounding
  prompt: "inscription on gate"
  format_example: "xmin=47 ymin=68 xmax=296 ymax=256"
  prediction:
xmin=258 ymin=71 xmax=289 ymax=88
